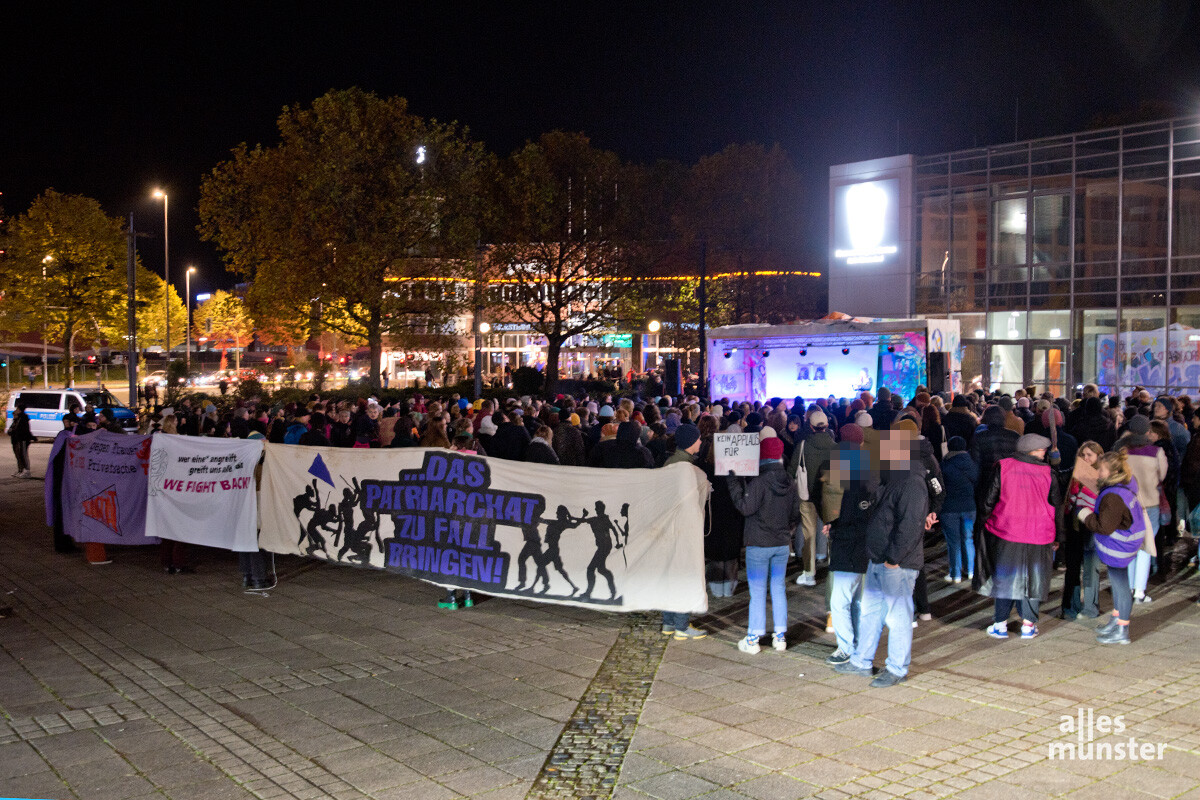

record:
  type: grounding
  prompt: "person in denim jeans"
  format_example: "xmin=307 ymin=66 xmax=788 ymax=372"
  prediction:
xmin=835 ymin=431 xmax=930 ymax=687
xmin=728 ymin=437 xmax=803 ymax=654
xmin=822 ymin=443 xmax=876 ymax=666
xmin=939 ymin=437 xmax=978 ymax=583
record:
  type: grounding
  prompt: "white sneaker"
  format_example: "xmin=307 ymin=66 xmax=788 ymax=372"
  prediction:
xmin=738 ymin=634 xmax=761 ymax=654
xmin=1135 ymin=593 xmax=1153 ymax=604
xmin=772 ymin=633 xmax=787 ymax=651
xmin=943 ymin=575 xmax=954 ymax=583
xmin=794 ymin=572 xmax=816 ymax=586
xmin=21 ymin=470 xmax=32 ymax=479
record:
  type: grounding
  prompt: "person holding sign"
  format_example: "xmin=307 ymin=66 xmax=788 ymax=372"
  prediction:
xmin=728 ymin=437 xmax=804 ymax=654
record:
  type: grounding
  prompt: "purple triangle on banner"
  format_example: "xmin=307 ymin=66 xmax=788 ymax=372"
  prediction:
xmin=308 ymin=454 xmax=335 ymax=487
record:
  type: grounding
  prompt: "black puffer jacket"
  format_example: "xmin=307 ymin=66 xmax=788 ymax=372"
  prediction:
xmin=727 ymin=461 xmax=803 ymax=548
xmin=969 ymin=408 xmax=1019 ymax=505
xmin=1066 ymin=397 xmax=1116 ymax=452
xmin=864 ymin=466 xmax=930 ymax=570
xmin=828 ymin=468 xmax=878 ymax=574
xmin=589 ymin=421 xmax=654 ymax=469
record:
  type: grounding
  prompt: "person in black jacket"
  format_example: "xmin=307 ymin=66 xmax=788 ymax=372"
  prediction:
xmin=1066 ymin=396 xmax=1116 ymax=453
xmin=943 ymin=395 xmax=978 ymax=448
xmin=835 ymin=430 xmax=930 ymax=688
xmin=728 ymin=437 xmax=804 ymax=654
xmin=969 ymin=405 xmax=1020 ymax=506
xmin=588 ymin=421 xmax=654 ymax=469
xmin=823 ymin=442 xmax=878 ymax=666
xmin=298 ymin=413 xmax=332 ymax=446
xmin=525 ymin=426 xmax=560 ymax=464
xmin=489 ymin=411 xmax=531 ymax=461
xmin=9 ymin=400 xmax=34 ymax=478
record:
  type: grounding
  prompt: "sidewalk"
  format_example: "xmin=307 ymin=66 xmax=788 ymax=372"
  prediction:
xmin=1 ymin=440 xmax=1199 ymax=800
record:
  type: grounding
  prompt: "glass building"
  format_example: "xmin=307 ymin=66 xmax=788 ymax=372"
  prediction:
xmin=828 ymin=115 xmax=1200 ymax=397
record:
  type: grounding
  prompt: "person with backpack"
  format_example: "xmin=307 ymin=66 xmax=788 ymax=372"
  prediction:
xmin=789 ymin=408 xmax=834 ymax=587
xmin=822 ymin=440 xmax=876 ymax=667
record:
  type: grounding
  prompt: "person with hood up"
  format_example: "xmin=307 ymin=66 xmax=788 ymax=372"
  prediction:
xmin=283 ymin=408 xmax=311 ymax=444
xmin=939 ymin=436 xmax=978 ymax=584
xmin=977 ymin=434 xmax=1063 ymax=640
xmin=589 ymin=420 xmax=654 ymax=469
xmin=728 ymin=437 xmax=803 ymax=654
xmin=1067 ymin=396 xmax=1116 ymax=452
xmin=1114 ymin=414 xmax=1164 ymax=602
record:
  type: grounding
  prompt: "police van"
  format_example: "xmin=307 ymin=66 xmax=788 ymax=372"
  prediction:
xmin=5 ymin=388 xmax=139 ymax=440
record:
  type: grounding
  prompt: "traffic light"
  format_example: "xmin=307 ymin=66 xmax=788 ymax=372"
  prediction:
xmin=265 ymin=356 xmax=273 ymax=364
xmin=0 ymin=358 xmax=6 ymax=368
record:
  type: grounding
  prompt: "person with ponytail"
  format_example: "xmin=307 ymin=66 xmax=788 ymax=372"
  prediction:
xmin=1077 ymin=450 xmax=1153 ymax=645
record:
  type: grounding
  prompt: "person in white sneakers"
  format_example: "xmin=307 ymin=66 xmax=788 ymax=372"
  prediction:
xmin=728 ymin=437 xmax=804 ymax=654
xmin=9 ymin=399 xmax=34 ymax=479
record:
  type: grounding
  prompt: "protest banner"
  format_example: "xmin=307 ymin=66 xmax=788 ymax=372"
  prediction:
xmin=714 ymin=432 xmax=760 ymax=476
xmin=58 ymin=430 xmax=158 ymax=545
xmin=258 ymin=445 xmax=709 ymax=613
xmin=146 ymin=434 xmax=264 ymax=551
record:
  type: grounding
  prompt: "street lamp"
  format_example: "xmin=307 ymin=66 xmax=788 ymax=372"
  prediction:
xmin=151 ymin=189 xmax=169 ymax=359
xmin=41 ymin=256 xmax=52 ymax=388
xmin=185 ymin=266 xmax=196 ymax=375
xmin=646 ymin=320 xmax=661 ymax=371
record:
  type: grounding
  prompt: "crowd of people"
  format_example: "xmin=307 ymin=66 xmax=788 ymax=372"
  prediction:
xmin=18 ymin=380 xmax=1200 ymax=682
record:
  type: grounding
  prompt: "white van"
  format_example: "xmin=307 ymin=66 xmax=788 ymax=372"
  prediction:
xmin=5 ymin=388 xmax=139 ymax=440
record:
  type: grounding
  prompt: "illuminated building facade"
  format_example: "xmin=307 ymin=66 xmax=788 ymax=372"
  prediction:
xmin=830 ymin=115 xmax=1200 ymax=396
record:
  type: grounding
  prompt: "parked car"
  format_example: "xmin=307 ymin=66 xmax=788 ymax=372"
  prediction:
xmin=6 ymin=388 xmax=138 ymax=439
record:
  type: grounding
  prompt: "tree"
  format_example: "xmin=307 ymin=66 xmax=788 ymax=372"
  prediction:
xmin=199 ymin=88 xmax=492 ymax=389
xmin=487 ymin=131 xmax=644 ymax=396
xmin=1 ymin=190 xmax=128 ymax=378
xmin=193 ymin=290 xmax=252 ymax=368
xmin=97 ymin=271 xmax=187 ymax=355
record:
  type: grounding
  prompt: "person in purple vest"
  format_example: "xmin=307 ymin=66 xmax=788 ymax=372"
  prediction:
xmin=976 ymin=433 xmax=1063 ymax=640
xmin=1077 ymin=450 xmax=1152 ymax=645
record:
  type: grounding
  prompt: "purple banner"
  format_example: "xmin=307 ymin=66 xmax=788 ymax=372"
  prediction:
xmin=62 ymin=430 xmax=158 ymax=545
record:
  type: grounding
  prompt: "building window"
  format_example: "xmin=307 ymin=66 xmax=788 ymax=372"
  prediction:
xmin=1119 ymin=308 xmax=1167 ymax=392
xmin=991 ymin=197 xmax=1027 ymax=266
xmin=1031 ymin=193 xmax=1071 ymax=264
xmin=1029 ymin=310 xmax=1069 ymax=340
xmin=988 ymin=310 xmax=1027 ymax=341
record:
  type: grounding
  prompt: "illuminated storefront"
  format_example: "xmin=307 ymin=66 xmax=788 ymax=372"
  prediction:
xmin=830 ymin=115 xmax=1200 ymax=396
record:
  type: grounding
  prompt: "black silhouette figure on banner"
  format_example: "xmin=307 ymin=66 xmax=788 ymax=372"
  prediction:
xmin=537 ymin=505 xmax=585 ymax=595
xmin=579 ymin=500 xmax=625 ymax=601
xmin=336 ymin=478 xmax=380 ymax=565
xmin=515 ymin=524 xmax=549 ymax=591
xmin=293 ymin=479 xmax=338 ymax=555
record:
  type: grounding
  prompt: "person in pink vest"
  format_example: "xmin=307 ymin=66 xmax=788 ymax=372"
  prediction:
xmin=976 ymin=433 xmax=1063 ymax=640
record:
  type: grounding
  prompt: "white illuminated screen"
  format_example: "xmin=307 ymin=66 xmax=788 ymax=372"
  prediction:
xmin=763 ymin=345 xmax=878 ymax=399
xmin=834 ymin=179 xmax=899 ymax=264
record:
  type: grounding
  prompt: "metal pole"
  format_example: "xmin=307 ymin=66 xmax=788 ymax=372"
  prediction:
xmin=185 ymin=269 xmax=191 ymax=376
xmin=163 ymin=194 xmax=170 ymax=360
xmin=127 ymin=215 xmax=138 ymax=406
xmin=42 ymin=259 xmax=49 ymax=388
xmin=474 ymin=243 xmax=484 ymax=399
xmin=698 ymin=240 xmax=707 ymax=399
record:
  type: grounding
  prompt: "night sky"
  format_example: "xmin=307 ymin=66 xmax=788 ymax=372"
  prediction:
xmin=4 ymin=2 xmax=1200 ymax=295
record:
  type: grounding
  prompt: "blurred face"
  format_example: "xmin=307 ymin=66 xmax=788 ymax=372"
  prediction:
xmin=1153 ymin=403 xmax=1168 ymax=419
xmin=880 ymin=432 xmax=912 ymax=469
xmin=1080 ymin=448 xmax=1099 ymax=466
xmin=1097 ymin=461 xmax=1112 ymax=482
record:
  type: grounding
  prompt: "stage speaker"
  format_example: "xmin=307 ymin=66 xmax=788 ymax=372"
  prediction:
xmin=927 ymin=352 xmax=950 ymax=394
xmin=663 ymin=358 xmax=683 ymax=395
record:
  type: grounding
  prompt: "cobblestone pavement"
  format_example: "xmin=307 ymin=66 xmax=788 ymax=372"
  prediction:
xmin=2 ymin=442 xmax=1200 ymax=800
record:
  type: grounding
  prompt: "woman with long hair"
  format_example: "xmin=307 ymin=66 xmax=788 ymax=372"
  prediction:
xmin=1077 ymin=450 xmax=1153 ymax=644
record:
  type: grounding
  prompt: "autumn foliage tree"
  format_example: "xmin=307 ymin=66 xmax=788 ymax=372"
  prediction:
xmin=1 ymin=190 xmax=129 ymax=377
xmin=487 ymin=132 xmax=644 ymax=396
xmin=198 ymin=88 xmax=491 ymax=388
xmin=193 ymin=290 xmax=252 ymax=368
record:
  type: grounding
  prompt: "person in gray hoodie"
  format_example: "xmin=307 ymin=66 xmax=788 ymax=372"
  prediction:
xmin=728 ymin=437 xmax=804 ymax=654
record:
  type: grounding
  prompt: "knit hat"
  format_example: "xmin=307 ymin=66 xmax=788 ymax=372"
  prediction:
xmin=744 ymin=412 xmax=763 ymax=429
xmin=1017 ymin=433 xmax=1052 ymax=454
xmin=855 ymin=410 xmax=873 ymax=428
xmin=479 ymin=416 xmax=498 ymax=436
xmin=760 ymin=437 xmax=784 ymax=460
xmin=1017 ymin=396 xmax=1031 ymax=408
xmin=586 ymin=401 xmax=599 ymax=415
xmin=839 ymin=423 xmax=865 ymax=445
xmin=759 ymin=425 xmax=778 ymax=439
xmin=997 ymin=396 xmax=1014 ymax=412
xmin=1042 ymin=408 xmax=1064 ymax=428
xmin=948 ymin=435 xmax=967 ymax=452
xmin=891 ymin=418 xmax=919 ymax=433
xmin=674 ymin=423 xmax=701 ymax=450
xmin=1127 ymin=414 xmax=1150 ymax=434
xmin=568 ymin=413 xmax=581 ymax=426
xmin=808 ymin=409 xmax=828 ymax=428
xmin=598 ymin=405 xmax=615 ymax=419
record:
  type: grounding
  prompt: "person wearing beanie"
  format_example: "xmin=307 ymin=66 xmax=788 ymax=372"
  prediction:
xmin=976 ymin=431 xmax=1062 ymax=640
xmin=839 ymin=423 xmax=865 ymax=446
xmin=744 ymin=412 xmax=763 ymax=432
xmin=944 ymin=394 xmax=978 ymax=447
xmin=891 ymin=417 xmax=919 ymax=434
xmin=657 ymin=422 xmax=709 ymax=640
xmin=758 ymin=425 xmax=778 ymax=440
xmin=728 ymin=436 xmax=802 ymax=654
xmin=939 ymin=435 xmax=978 ymax=584
xmin=589 ymin=420 xmax=654 ymax=469
xmin=996 ymin=395 xmax=1025 ymax=435
xmin=552 ymin=412 xmax=587 ymax=467
xmin=1112 ymin=412 xmax=1165 ymax=602
xmin=790 ymin=408 xmax=836 ymax=586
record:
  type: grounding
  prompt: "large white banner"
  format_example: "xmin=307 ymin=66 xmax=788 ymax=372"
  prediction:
xmin=146 ymin=434 xmax=264 ymax=552
xmin=259 ymin=445 xmax=710 ymax=613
